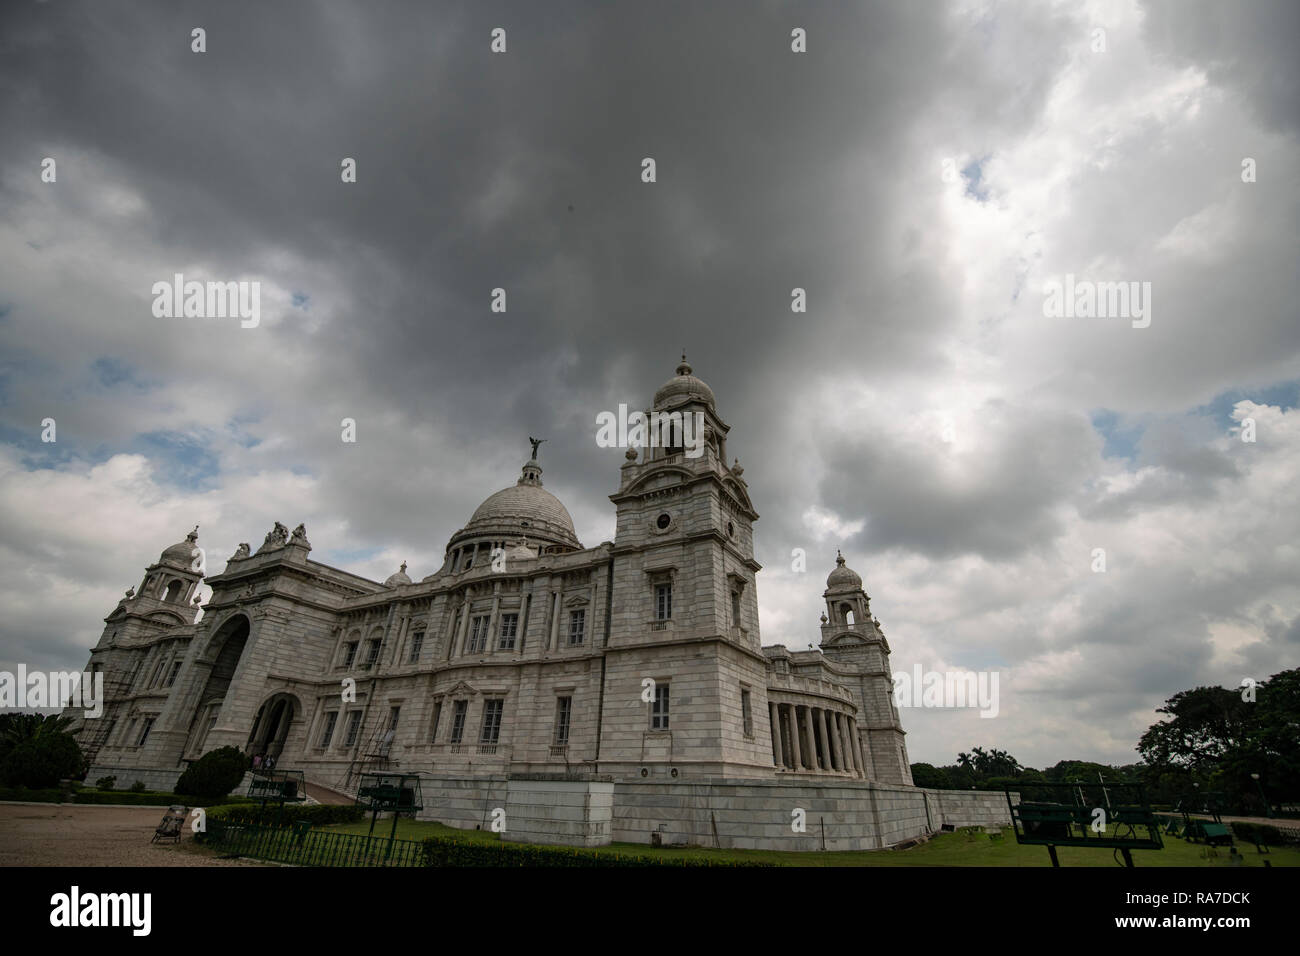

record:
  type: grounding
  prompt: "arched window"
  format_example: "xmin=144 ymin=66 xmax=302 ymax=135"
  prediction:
xmin=163 ymin=579 xmax=185 ymax=603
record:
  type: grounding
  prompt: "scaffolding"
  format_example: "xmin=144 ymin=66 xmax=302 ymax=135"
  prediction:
xmin=336 ymin=721 xmax=396 ymax=795
xmin=74 ymin=665 xmax=136 ymax=768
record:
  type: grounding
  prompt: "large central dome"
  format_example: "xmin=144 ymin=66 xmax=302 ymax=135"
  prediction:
xmin=455 ymin=450 xmax=581 ymax=551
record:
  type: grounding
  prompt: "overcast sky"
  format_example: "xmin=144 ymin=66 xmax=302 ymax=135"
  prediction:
xmin=1 ymin=0 xmax=1296 ymax=769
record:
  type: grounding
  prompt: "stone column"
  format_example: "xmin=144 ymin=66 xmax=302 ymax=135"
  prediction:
xmin=849 ymin=717 xmax=867 ymax=779
xmin=487 ymin=586 xmax=501 ymax=653
xmin=838 ymin=713 xmax=857 ymax=775
xmin=548 ymin=590 xmax=562 ymax=651
xmin=827 ymin=710 xmax=843 ymax=771
xmin=786 ymin=704 xmax=802 ymax=770
xmin=454 ymin=600 xmax=471 ymax=658
xmin=818 ymin=708 xmax=834 ymax=771
xmin=769 ymin=701 xmax=783 ymax=768
xmin=801 ymin=706 xmax=816 ymax=770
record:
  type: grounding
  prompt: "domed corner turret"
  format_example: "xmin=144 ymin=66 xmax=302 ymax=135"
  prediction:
xmin=384 ymin=561 xmax=413 ymax=588
xmin=825 ymin=550 xmax=862 ymax=591
xmin=653 ymin=352 xmax=717 ymax=412
xmin=158 ymin=525 xmax=201 ymax=571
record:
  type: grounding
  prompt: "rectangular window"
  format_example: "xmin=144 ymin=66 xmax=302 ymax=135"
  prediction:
xmin=468 ymin=616 xmax=489 ymax=653
xmin=430 ymin=702 xmax=442 ymax=743
xmin=554 ymin=696 xmax=572 ymax=747
xmin=655 ymin=583 xmax=672 ymax=621
xmin=342 ymin=642 xmax=358 ymax=668
xmin=387 ymin=705 xmax=401 ymax=732
xmin=449 ymin=701 xmax=468 ymax=744
xmin=344 ymin=711 xmax=363 ymax=747
xmin=567 ymin=609 xmax=585 ymax=645
xmin=137 ymin=717 xmax=156 ymax=747
xmin=319 ymin=712 xmax=338 ymax=748
xmin=732 ymin=591 xmax=742 ymax=626
xmin=364 ymin=639 xmax=381 ymax=669
xmin=651 ymin=683 xmax=670 ymax=730
xmin=480 ymin=698 xmax=504 ymax=744
xmin=166 ymin=660 xmax=183 ymax=687
xmin=741 ymin=688 xmax=753 ymax=736
xmin=408 ymin=630 xmax=425 ymax=663
xmin=498 ymin=613 xmax=519 ymax=650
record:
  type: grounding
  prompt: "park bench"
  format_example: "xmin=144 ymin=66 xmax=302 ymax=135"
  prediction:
xmin=1199 ymin=823 xmax=1233 ymax=847
xmin=151 ymin=805 xmax=188 ymax=844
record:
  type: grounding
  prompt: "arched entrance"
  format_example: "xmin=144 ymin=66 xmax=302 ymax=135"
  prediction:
xmin=185 ymin=614 xmax=251 ymax=756
xmin=247 ymin=692 xmax=300 ymax=761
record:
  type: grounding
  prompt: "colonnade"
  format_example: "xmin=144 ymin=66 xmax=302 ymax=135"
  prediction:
xmin=768 ymin=700 xmax=863 ymax=777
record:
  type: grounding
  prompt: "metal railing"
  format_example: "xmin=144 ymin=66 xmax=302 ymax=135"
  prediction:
xmin=203 ymin=819 xmax=424 ymax=867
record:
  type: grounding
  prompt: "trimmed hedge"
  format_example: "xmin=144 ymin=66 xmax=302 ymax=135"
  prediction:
xmin=208 ymin=802 xmax=365 ymax=827
xmin=1230 ymin=821 xmax=1300 ymax=847
xmin=174 ymin=746 xmax=247 ymax=801
xmin=419 ymin=836 xmax=772 ymax=867
xmin=0 ymin=787 xmax=246 ymax=806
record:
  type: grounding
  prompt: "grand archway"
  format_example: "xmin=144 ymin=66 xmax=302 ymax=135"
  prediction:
xmin=184 ymin=613 xmax=251 ymax=757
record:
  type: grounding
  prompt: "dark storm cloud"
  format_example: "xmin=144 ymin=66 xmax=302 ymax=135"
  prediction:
xmin=1 ymin=1 xmax=1297 ymax=769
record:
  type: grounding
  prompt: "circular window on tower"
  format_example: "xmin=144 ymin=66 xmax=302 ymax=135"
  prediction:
xmin=656 ymin=513 xmax=671 ymax=530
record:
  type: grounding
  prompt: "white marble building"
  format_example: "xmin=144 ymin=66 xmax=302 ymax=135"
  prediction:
xmin=69 ymin=358 xmax=1009 ymax=849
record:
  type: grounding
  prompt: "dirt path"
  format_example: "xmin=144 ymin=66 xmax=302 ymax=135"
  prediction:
xmin=0 ymin=803 xmax=264 ymax=867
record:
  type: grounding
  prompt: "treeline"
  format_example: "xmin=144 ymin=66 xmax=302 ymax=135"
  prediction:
xmin=912 ymin=667 xmax=1299 ymax=812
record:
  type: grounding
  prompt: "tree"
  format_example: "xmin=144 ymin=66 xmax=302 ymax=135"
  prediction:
xmin=956 ymin=747 xmax=1023 ymax=781
xmin=910 ymin=763 xmax=949 ymax=789
xmin=1137 ymin=685 xmax=1253 ymax=773
xmin=0 ymin=713 xmax=75 ymax=762
xmin=0 ymin=732 xmax=85 ymax=788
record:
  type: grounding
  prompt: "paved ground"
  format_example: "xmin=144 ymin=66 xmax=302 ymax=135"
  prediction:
xmin=303 ymin=782 xmax=353 ymax=805
xmin=0 ymin=803 xmax=264 ymax=867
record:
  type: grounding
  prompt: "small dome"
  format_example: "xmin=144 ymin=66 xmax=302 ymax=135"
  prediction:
xmin=384 ymin=562 xmax=412 ymax=587
xmin=826 ymin=551 xmax=862 ymax=590
xmin=159 ymin=526 xmax=200 ymax=571
xmin=653 ymin=354 xmax=716 ymax=410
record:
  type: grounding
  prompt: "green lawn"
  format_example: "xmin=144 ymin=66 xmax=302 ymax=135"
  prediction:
xmin=319 ymin=819 xmax=1299 ymax=867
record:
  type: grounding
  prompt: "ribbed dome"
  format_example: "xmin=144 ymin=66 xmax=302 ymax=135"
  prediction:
xmin=826 ymin=551 xmax=862 ymax=590
xmin=159 ymin=526 xmax=200 ymax=571
xmin=653 ymin=355 xmax=715 ymax=410
xmin=384 ymin=562 xmax=412 ymax=587
xmin=466 ymin=483 xmax=579 ymax=548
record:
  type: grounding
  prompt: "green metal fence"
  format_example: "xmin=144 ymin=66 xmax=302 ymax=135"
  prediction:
xmin=204 ymin=819 xmax=424 ymax=867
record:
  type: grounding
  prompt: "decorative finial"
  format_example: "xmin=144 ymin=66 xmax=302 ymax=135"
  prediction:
xmin=836 ymin=550 xmax=845 ymax=566
xmin=819 ymin=612 xmax=828 ymax=624
xmin=399 ymin=561 xmax=407 ymax=574
xmin=187 ymin=525 xmax=199 ymax=541
xmin=528 ymin=436 xmax=546 ymax=460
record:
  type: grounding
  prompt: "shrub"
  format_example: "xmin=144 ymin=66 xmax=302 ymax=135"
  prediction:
xmin=418 ymin=836 xmax=771 ymax=867
xmin=95 ymin=776 xmax=117 ymax=791
xmin=128 ymin=780 xmax=146 ymax=792
xmin=208 ymin=802 xmax=365 ymax=827
xmin=0 ymin=732 xmax=85 ymax=789
xmin=174 ymin=746 xmax=247 ymax=800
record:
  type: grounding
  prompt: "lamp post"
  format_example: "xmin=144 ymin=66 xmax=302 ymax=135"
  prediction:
xmin=1250 ymin=773 xmax=1273 ymax=818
